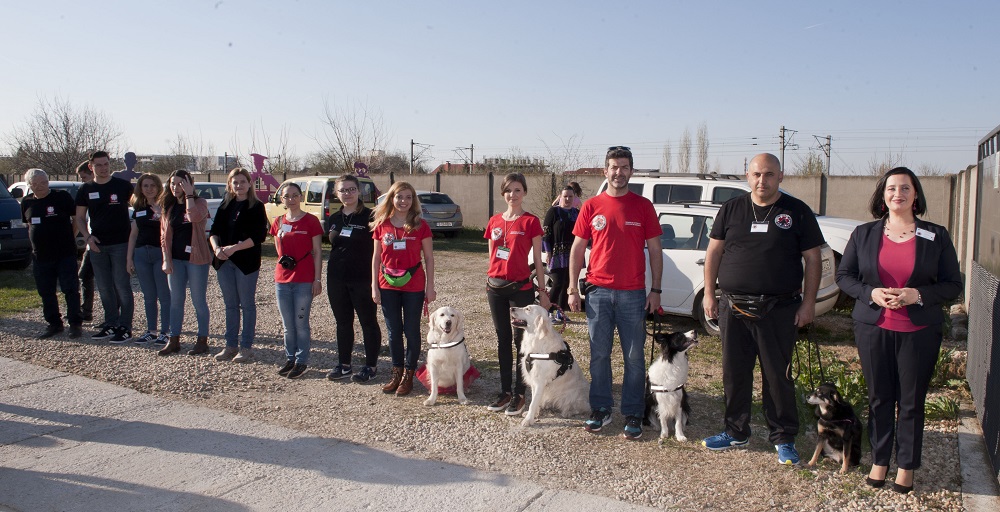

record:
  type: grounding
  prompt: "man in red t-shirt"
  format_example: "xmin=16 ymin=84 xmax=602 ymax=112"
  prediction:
xmin=568 ymin=146 xmax=662 ymax=440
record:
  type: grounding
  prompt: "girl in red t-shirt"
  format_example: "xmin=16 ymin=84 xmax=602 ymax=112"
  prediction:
xmin=483 ymin=173 xmax=550 ymax=415
xmin=371 ymin=181 xmax=435 ymax=397
xmin=269 ymin=183 xmax=323 ymax=380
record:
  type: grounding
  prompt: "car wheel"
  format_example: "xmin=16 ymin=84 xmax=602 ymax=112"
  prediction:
xmin=529 ymin=267 xmax=554 ymax=303
xmin=443 ymin=231 xmax=457 ymax=238
xmin=695 ymin=291 xmax=721 ymax=337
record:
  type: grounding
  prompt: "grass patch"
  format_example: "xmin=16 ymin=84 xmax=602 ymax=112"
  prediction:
xmin=433 ymin=228 xmax=488 ymax=253
xmin=0 ymin=266 xmax=41 ymax=318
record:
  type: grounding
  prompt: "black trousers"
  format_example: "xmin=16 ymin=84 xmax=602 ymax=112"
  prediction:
xmin=855 ymin=321 xmax=941 ymax=470
xmin=79 ymin=250 xmax=94 ymax=318
xmin=486 ymin=286 xmax=535 ymax=395
xmin=327 ymin=275 xmax=382 ymax=368
xmin=34 ymin=255 xmax=83 ymax=327
xmin=719 ymin=295 xmax=800 ymax=445
xmin=548 ymin=267 xmax=570 ymax=310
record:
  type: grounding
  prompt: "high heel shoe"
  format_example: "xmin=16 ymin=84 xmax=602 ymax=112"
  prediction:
xmin=891 ymin=482 xmax=913 ymax=494
xmin=865 ymin=477 xmax=886 ymax=488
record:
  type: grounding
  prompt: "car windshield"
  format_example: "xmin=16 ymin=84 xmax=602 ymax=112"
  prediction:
xmin=418 ymin=193 xmax=454 ymax=205
xmin=195 ymin=184 xmax=227 ymax=199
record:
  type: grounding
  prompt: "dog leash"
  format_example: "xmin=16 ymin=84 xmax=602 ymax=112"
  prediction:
xmin=645 ymin=307 xmax=667 ymax=366
xmin=791 ymin=325 xmax=826 ymax=388
xmin=423 ymin=298 xmax=429 ymax=318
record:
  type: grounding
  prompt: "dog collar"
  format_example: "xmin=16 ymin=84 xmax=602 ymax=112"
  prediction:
xmin=650 ymin=384 xmax=685 ymax=393
xmin=430 ymin=337 xmax=465 ymax=349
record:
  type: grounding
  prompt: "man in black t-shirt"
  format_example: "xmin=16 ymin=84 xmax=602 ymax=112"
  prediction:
xmin=700 ymin=153 xmax=825 ymax=466
xmin=75 ymin=150 xmax=135 ymax=343
xmin=21 ymin=169 xmax=84 ymax=339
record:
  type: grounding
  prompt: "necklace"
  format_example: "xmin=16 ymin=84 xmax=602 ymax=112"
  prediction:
xmin=883 ymin=219 xmax=915 ymax=240
xmin=750 ymin=196 xmax=776 ymax=223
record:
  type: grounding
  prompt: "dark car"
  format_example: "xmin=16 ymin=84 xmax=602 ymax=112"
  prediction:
xmin=0 ymin=178 xmax=31 ymax=268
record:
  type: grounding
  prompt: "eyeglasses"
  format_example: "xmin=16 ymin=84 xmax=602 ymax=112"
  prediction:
xmin=607 ymin=146 xmax=632 ymax=152
xmin=338 ymin=187 xmax=358 ymax=194
xmin=281 ymin=193 xmax=301 ymax=200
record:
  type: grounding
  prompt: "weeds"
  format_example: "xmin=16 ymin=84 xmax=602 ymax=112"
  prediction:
xmin=925 ymin=396 xmax=960 ymax=421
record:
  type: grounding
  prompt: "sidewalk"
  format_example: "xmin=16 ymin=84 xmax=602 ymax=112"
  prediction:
xmin=0 ymin=357 xmax=652 ymax=512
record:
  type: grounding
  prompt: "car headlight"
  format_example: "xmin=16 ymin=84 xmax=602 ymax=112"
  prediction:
xmin=9 ymin=218 xmax=25 ymax=229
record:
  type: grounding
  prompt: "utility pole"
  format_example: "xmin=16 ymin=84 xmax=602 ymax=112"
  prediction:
xmin=409 ymin=139 xmax=432 ymax=175
xmin=813 ymin=135 xmax=832 ymax=215
xmin=779 ymin=126 xmax=798 ymax=172
xmin=454 ymin=144 xmax=475 ymax=173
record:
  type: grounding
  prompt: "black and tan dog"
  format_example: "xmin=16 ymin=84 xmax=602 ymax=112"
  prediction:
xmin=806 ymin=383 xmax=863 ymax=473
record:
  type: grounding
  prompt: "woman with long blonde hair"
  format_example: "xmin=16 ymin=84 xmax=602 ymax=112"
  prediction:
xmin=370 ymin=181 xmax=435 ymax=396
xmin=126 ymin=173 xmax=171 ymax=346
xmin=209 ymin=167 xmax=269 ymax=363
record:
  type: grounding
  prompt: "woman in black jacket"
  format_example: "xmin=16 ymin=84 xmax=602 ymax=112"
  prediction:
xmin=325 ymin=175 xmax=382 ymax=383
xmin=835 ymin=167 xmax=961 ymax=494
xmin=542 ymin=184 xmax=579 ymax=315
xmin=209 ymin=167 xmax=269 ymax=363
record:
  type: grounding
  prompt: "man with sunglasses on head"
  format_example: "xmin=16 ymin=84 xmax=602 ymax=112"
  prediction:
xmin=568 ymin=146 xmax=662 ymax=440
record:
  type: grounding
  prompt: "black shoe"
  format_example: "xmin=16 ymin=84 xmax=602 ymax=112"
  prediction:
xmin=326 ymin=364 xmax=352 ymax=381
xmin=37 ymin=324 xmax=64 ymax=339
xmin=866 ymin=477 xmax=886 ymax=488
xmin=109 ymin=327 xmax=132 ymax=344
xmin=68 ymin=325 xmax=83 ymax=339
xmin=891 ymin=482 xmax=913 ymax=494
xmin=92 ymin=326 xmax=116 ymax=340
xmin=278 ymin=361 xmax=295 ymax=376
xmin=82 ymin=313 xmax=93 ymax=322
xmin=351 ymin=366 xmax=377 ymax=383
xmin=287 ymin=364 xmax=308 ymax=379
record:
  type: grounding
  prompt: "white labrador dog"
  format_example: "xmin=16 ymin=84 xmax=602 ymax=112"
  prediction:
xmin=423 ymin=306 xmax=472 ymax=406
xmin=510 ymin=305 xmax=590 ymax=426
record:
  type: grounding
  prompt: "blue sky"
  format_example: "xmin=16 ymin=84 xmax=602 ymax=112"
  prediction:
xmin=2 ymin=0 xmax=995 ymax=174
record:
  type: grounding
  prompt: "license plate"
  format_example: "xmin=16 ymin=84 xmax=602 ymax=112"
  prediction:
xmin=437 ymin=222 xmax=453 ymax=227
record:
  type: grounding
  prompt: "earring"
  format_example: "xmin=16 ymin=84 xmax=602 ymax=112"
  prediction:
xmin=912 ymin=202 xmax=917 ymax=211
xmin=881 ymin=203 xmax=886 ymax=213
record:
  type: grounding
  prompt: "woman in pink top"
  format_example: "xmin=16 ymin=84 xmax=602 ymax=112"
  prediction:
xmin=836 ymin=167 xmax=961 ymax=494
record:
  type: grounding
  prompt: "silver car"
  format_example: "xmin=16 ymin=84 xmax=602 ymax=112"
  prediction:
xmin=376 ymin=190 xmax=463 ymax=237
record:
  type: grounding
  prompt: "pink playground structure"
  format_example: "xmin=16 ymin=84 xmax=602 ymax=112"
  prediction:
xmin=250 ymin=153 xmax=282 ymax=202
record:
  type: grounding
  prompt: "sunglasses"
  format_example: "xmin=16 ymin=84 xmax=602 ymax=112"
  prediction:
xmin=607 ymin=145 xmax=632 ymax=153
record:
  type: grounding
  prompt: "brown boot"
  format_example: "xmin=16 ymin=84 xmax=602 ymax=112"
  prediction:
xmin=395 ymin=368 xmax=415 ymax=396
xmin=382 ymin=366 xmax=403 ymax=394
xmin=157 ymin=336 xmax=181 ymax=356
xmin=188 ymin=336 xmax=209 ymax=355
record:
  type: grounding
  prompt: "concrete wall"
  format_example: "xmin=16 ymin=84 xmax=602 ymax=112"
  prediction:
xmin=783 ymin=175 xmax=955 ymax=227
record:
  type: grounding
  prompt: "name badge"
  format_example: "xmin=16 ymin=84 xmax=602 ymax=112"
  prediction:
xmin=185 ymin=245 xmax=192 ymax=253
xmin=31 ymin=217 xmax=41 ymax=224
xmin=340 ymin=227 xmax=353 ymax=237
xmin=136 ymin=210 xmax=147 ymax=217
xmin=281 ymin=224 xmax=292 ymax=233
xmin=751 ymin=222 xmax=769 ymax=233
xmin=392 ymin=240 xmax=406 ymax=251
xmin=88 ymin=192 xmax=100 ymax=199
xmin=495 ymin=246 xmax=511 ymax=261
xmin=915 ymin=228 xmax=935 ymax=241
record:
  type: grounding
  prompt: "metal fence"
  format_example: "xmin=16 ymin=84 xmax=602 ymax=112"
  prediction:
xmin=967 ymin=262 xmax=999 ymax=478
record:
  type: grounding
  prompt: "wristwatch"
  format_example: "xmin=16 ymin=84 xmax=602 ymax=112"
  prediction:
xmin=567 ymin=287 xmax=579 ymax=295
xmin=650 ymin=288 xmax=662 ymax=294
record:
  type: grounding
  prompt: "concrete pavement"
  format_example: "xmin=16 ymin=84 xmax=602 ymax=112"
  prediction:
xmin=0 ymin=357 xmax=652 ymax=512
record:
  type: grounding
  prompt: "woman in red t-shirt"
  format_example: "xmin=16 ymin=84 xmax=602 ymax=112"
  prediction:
xmin=483 ymin=173 xmax=550 ymax=415
xmin=269 ymin=183 xmax=323 ymax=380
xmin=371 ymin=181 xmax=435 ymax=397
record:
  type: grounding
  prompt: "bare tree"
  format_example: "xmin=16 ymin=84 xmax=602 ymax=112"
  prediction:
xmin=791 ymin=151 xmax=826 ymax=176
xmin=541 ymin=133 xmax=594 ymax=175
xmin=316 ymin=99 xmax=391 ymax=173
xmin=661 ymin=140 xmax=672 ymax=173
xmin=696 ymin=123 xmax=709 ymax=174
xmin=4 ymin=96 xmax=122 ymax=174
xmin=229 ymin=122 xmax=299 ymax=176
xmin=677 ymin=128 xmax=692 ymax=174
xmin=865 ymin=148 xmax=906 ymax=176
xmin=916 ymin=163 xmax=947 ymax=176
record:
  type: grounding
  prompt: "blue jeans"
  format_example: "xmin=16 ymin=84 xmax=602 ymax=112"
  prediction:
xmin=379 ymin=288 xmax=425 ymax=370
xmin=33 ymin=255 xmax=83 ymax=327
xmin=133 ymin=245 xmax=170 ymax=334
xmin=276 ymin=282 xmax=314 ymax=364
xmin=167 ymin=259 xmax=210 ymax=337
xmin=90 ymin=243 xmax=134 ymax=329
xmin=585 ymin=286 xmax=647 ymax=417
xmin=217 ymin=260 xmax=259 ymax=348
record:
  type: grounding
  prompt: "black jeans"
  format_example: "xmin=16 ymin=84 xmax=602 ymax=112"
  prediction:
xmin=548 ymin=266 xmax=570 ymax=310
xmin=34 ymin=255 xmax=83 ymax=327
xmin=327 ymin=276 xmax=382 ymax=368
xmin=486 ymin=286 xmax=535 ymax=395
xmin=79 ymin=250 xmax=94 ymax=319
xmin=719 ymin=294 xmax=800 ymax=445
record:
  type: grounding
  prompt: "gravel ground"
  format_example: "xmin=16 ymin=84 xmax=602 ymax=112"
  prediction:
xmin=0 ymin=240 xmax=965 ymax=511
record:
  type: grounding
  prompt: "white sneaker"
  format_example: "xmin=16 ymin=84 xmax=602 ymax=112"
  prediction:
xmin=214 ymin=347 xmax=239 ymax=361
xmin=232 ymin=348 xmax=253 ymax=363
